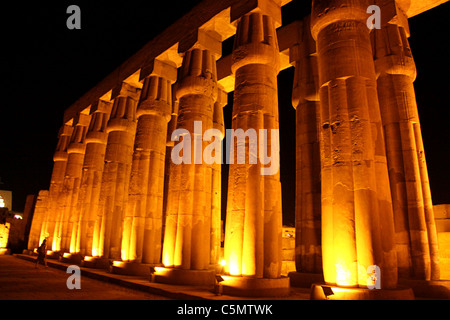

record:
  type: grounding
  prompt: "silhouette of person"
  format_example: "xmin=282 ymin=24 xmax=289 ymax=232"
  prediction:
xmin=35 ymin=239 xmax=48 ymax=268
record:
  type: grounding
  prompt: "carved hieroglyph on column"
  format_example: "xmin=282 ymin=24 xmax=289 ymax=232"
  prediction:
xmin=290 ymin=17 xmax=322 ymax=274
xmin=55 ymin=113 xmax=91 ymax=253
xmin=98 ymin=82 xmax=141 ymax=260
xmin=224 ymin=10 xmax=283 ymax=279
xmin=162 ymin=46 xmax=219 ymax=270
xmin=72 ymin=100 xmax=112 ymax=256
xmin=40 ymin=124 xmax=73 ymax=251
xmin=372 ymin=1 xmax=440 ymax=280
xmin=311 ymin=0 xmax=398 ymax=288
xmin=28 ymin=190 xmax=49 ymax=251
xmin=121 ymin=60 xmax=176 ymax=264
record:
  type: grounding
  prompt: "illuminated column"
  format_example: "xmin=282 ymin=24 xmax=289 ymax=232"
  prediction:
xmin=373 ymin=2 xmax=440 ymax=280
xmin=224 ymin=8 xmax=283 ymax=280
xmin=74 ymin=99 xmax=112 ymax=256
xmin=162 ymin=86 xmax=179 ymax=238
xmin=211 ymin=86 xmax=227 ymax=265
xmin=290 ymin=18 xmax=322 ymax=274
xmin=311 ymin=0 xmax=398 ymax=289
xmin=41 ymin=124 xmax=73 ymax=251
xmin=98 ymin=81 xmax=141 ymax=260
xmin=57 ymin=113 xmax=91 ymax=253
xmin=121 ymin=59 xmax=177 ymax=264
xmin=162 ymin=40 xmax=220 ymax=271
xmin=28 ymin=190 xmax=49 ymax=251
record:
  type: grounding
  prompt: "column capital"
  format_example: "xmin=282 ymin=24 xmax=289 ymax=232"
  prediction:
xmin=372 ymin=22 xmax=416 ymax=79
xmin=67 ymin=113 xmax=91 ymax=155
xmin=136 ymin=76 xmax=172 ymax=121
xmin=375 ymin=0 xmax=410 ymax=36
xmin=290 ymin=17 xmax=319 ymax=108
xmin=177 ymin=48 xmax=219 ymax=101
xmin=231 ymin=11 xmax=281 ymax=74
xmin=53 ymin=124 xmax=74 ymax=162
xmin=311 ymin=0 xmax=370 ymax=40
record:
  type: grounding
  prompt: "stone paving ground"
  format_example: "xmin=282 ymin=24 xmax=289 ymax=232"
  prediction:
xmin=0 ymin=255 xmax=171 ymax=300
xmin=0 ymin=254 xmax=312 ymax=301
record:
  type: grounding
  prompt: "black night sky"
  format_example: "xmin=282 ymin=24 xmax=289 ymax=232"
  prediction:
xmin=1 ymin=1 xmax=449 ymax=227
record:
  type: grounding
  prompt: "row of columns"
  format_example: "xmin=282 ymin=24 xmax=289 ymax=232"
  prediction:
xmin=293 ymin=0 xmax=440 ymax=286
xmin=28 ymin=0 xmax=440 ymax=293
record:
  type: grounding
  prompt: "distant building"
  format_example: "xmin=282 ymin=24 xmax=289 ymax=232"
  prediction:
xmin=0 ymin=190 xmax=12 ymax=211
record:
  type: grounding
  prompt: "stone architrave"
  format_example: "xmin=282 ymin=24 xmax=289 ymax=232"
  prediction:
xmin=72 ymin=100 xmax=112 ymax=256
xmin=224 ymin=8 xmax=283 ymax=279
xmin=290 ymin=17 xmax=322 ymax=274
xmin=55 ymin=113 xmax=91 ymax=253
xmin=311 ymin=0 xmax=398 ymax=288
xmin=372 ymin=0 xmax=440 ymax=280
xmin=98 ymin=82 xmax=141 ymax=260
xmin=121 ymin=59 xmax=177 ymax=264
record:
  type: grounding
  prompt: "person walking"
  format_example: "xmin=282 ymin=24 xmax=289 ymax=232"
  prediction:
xmin=35 ymin=239 xmax=48 ymax=268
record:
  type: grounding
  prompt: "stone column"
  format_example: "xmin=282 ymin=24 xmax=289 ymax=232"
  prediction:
xmin=162 ymin=47 xmax=218 ymax=271
xmin=28 ymin=190 xmax=49 ymax=251
xmin=311 ymin=0 xmax=398 ymax=289
xmin=98 ymin=82 xmax=141 ymax=260
xmin=121 ymin=59 xmax=176 ymax=264
xmin=41 ymin=124 xmax=73 ymax=251
xmin=211 ymin=86 xmax=227 ymax=265
xmin=56 ymin=113 xmax=91 ymax=253
xmin=290 ymin=17 xmax=322 ymax=275
xmin=73 ymin=100 xmax=112 ymax=256
xmin=162 ymin=86 xmax=179 ymax=243
xmin=372 ymin=1 xmax=440 ymax=280
xmin=224 ymin=8 xmax=283 ymax=280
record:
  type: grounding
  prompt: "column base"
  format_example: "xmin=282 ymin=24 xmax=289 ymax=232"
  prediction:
xmin=219 ymin=275 xmax=290 ymax=297
xmin=399 ymin=278 xmax=450 ymax=299
xmin=310 ymin=283 xmax=415 ymax=300
xmin=59 ymin=253 xmax=83 ymax=265
xmin=153 ymin=267 xmax=216 ymax=286
xmin=110 ymin=261 xmax=162 ymax=277
xmin=46 ymin=251 xmax=62 ymax=260
xmin=82 ymin=256 xmax=110 ymax=269
xmin=289 ymin=272 xmax=324 ymax=288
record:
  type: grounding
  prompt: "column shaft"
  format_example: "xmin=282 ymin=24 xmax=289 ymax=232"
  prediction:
xmin=162 ymin=48 xmax=218 ymax=270
xmin=373 ymin=20 xmax=440 ymax=280
xmin=224 ymin=11 xmax=282 ymax=279
xmin=122 ymin=75 xmax=172 ymax=263
xmin=311 ymin=0 xmax=398 ymax=288
xmin=74 ymin=101 xmax=112 ymax=256
xmin=99 ymin=83 xmax=140 ymax=259
xmin=291 ymin=18 xmax=322 ymax=274
xmin=42 ymin=125 xmax=73 ymax=251
xmin=28 ymin=191 xmax=49 ymax=250
xmin=211 ymin=87 xmax=226 ymax=265
xmin=56 ymin=115 xmax=90 ymax=252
